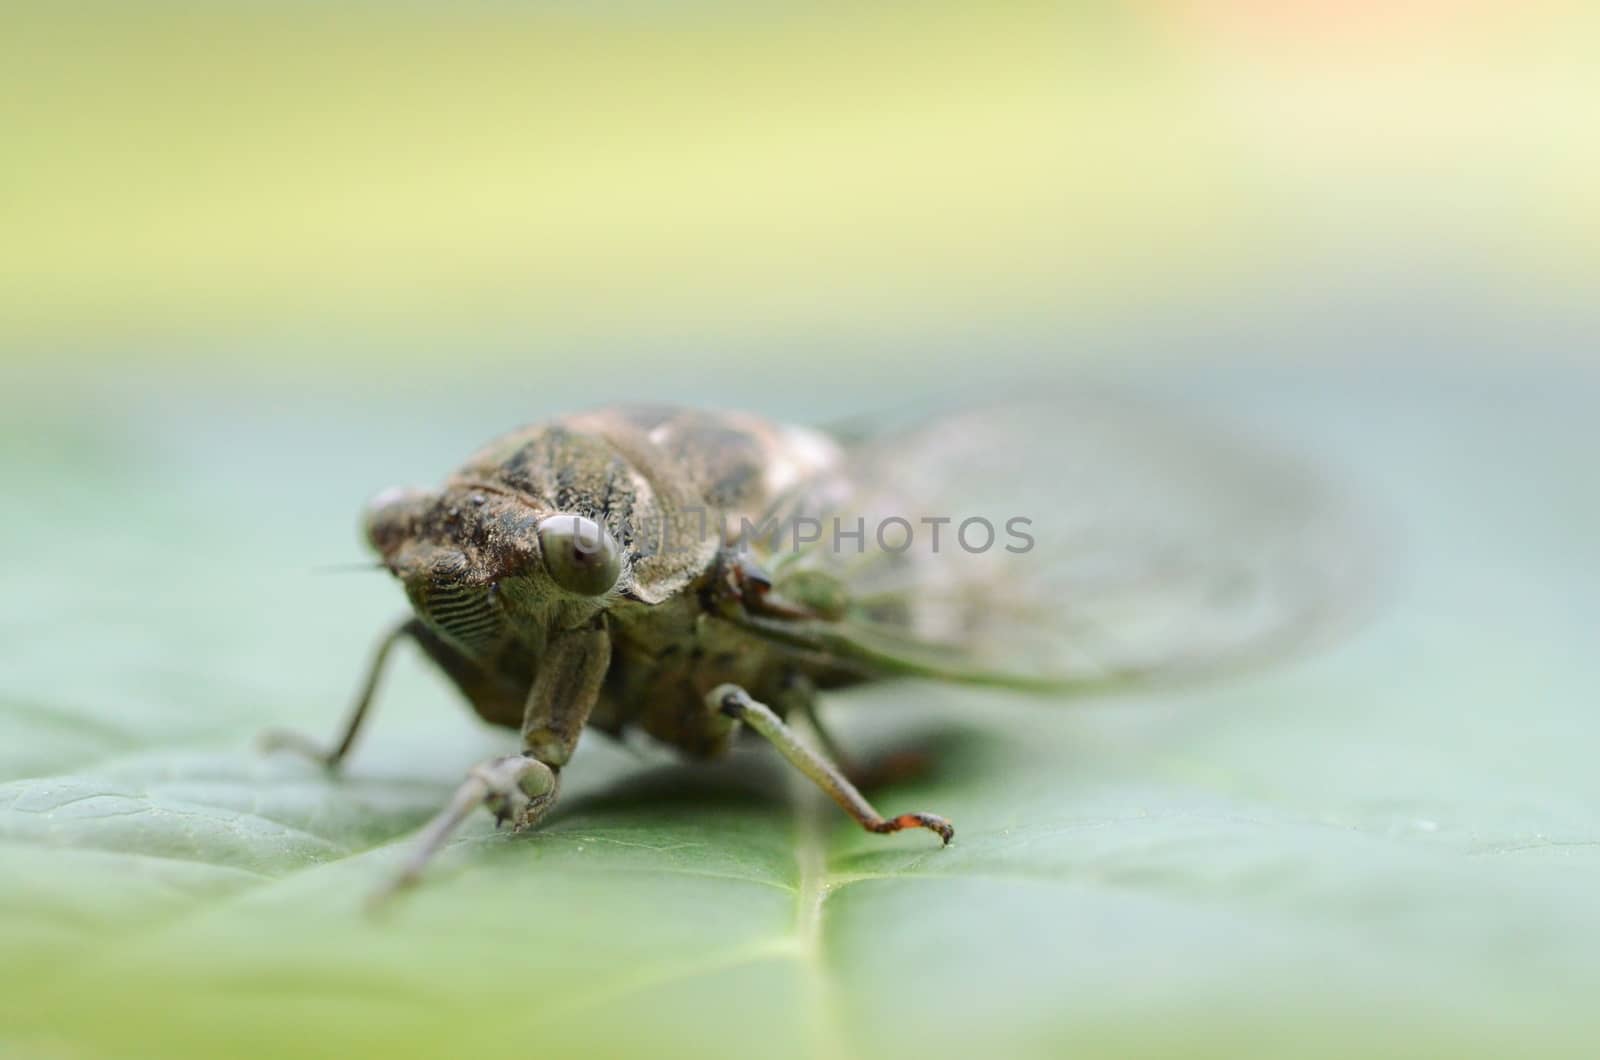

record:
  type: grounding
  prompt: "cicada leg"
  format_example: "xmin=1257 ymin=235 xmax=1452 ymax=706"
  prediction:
xmin=259 ymin=617 xmax=420 ymax=770
xmin=707 ymin=684 xmax=953 ymax=844
xmin=369 ymin=627 xmax=611 ymax=906
xmin=367 ymin=754 xmax=558 ymax=909
xmin=784 ymin=677 xmax=935 ymax=791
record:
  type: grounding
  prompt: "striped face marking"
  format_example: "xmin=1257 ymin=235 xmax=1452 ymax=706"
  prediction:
xmin=405 ymin=548 xmax=508 ymax=654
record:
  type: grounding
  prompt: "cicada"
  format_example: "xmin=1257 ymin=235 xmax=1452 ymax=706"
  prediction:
xmin=264 ymin=398 xmax=1363 ymax=899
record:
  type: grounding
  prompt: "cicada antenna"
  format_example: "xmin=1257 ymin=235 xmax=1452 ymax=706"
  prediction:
xmin=310 ymin=561 xmax=390 ymax=575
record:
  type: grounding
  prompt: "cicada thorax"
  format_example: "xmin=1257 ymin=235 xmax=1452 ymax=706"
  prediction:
xmin=556 ymin=405 xmax=847 ymax=549
xmin=454 ymin=406 xmax=846 ymax=598
xmin=451 ymin=417 xmax=702 ymax=606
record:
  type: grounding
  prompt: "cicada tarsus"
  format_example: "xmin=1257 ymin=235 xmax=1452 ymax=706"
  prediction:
xmin=263 ymin=399 xmax=1364 ymax=900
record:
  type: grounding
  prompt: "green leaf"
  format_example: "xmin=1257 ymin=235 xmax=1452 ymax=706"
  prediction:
xmin=2 ymin=386 xmax=1597 ymax=1060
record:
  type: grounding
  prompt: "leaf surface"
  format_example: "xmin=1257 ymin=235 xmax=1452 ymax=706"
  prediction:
xmin=2 ymin=384 xmax=1597 ymax=1060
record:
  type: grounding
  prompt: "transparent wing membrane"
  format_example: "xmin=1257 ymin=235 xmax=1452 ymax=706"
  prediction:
xmin=748 ymin=395 xmax=1376 ymax=693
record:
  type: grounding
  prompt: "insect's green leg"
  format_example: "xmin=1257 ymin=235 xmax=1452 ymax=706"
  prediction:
xmin=371 ymin=627 xmax=611 ymax=905
xmin=778 ymin=674 xmax=848 ymax=763
xmin=518 ymin=626 xmax=611 ymax=769
xmin=783 ymin=674 xmax=934 ymax=791
xmin=260 ymin=617 xmax=419 ymax=771
xmin=707 ymin=684 xmax=953 ymax=845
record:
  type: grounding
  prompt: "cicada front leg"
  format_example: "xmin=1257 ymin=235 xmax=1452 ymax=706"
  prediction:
xmin=368 ymin=753 xmax=559 ymax=908
xmin=707 ymin=684 xmax=953 ymax=844
xmin=370 ymin=627 xmax=612 ymax=906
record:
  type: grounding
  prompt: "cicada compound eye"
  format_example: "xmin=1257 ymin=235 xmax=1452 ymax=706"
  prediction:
xmin=536 ymin=514 xmax=622 ymax=597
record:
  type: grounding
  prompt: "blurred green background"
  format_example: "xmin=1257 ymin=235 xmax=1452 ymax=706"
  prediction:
xmin=2 ymin=4 xmax=1598 ymax=1060
xmin=3 ymin=1 xmax=1595 ymax=381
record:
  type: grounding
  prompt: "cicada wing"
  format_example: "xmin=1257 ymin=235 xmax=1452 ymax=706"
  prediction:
xmin=748 ymin=395 xmax=1376 ymax=693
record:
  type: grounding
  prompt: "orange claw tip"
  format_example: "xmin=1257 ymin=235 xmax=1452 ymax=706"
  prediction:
xmin=892 ymin=813 xmax=953 ymax=844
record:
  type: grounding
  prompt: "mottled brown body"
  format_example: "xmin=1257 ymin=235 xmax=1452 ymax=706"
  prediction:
xmin=364 ymin=405 xmax=849 ymax=763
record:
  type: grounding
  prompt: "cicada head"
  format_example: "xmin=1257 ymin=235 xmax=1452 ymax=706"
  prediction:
xmin=361 ymin=484 xmax=628 ymax=655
